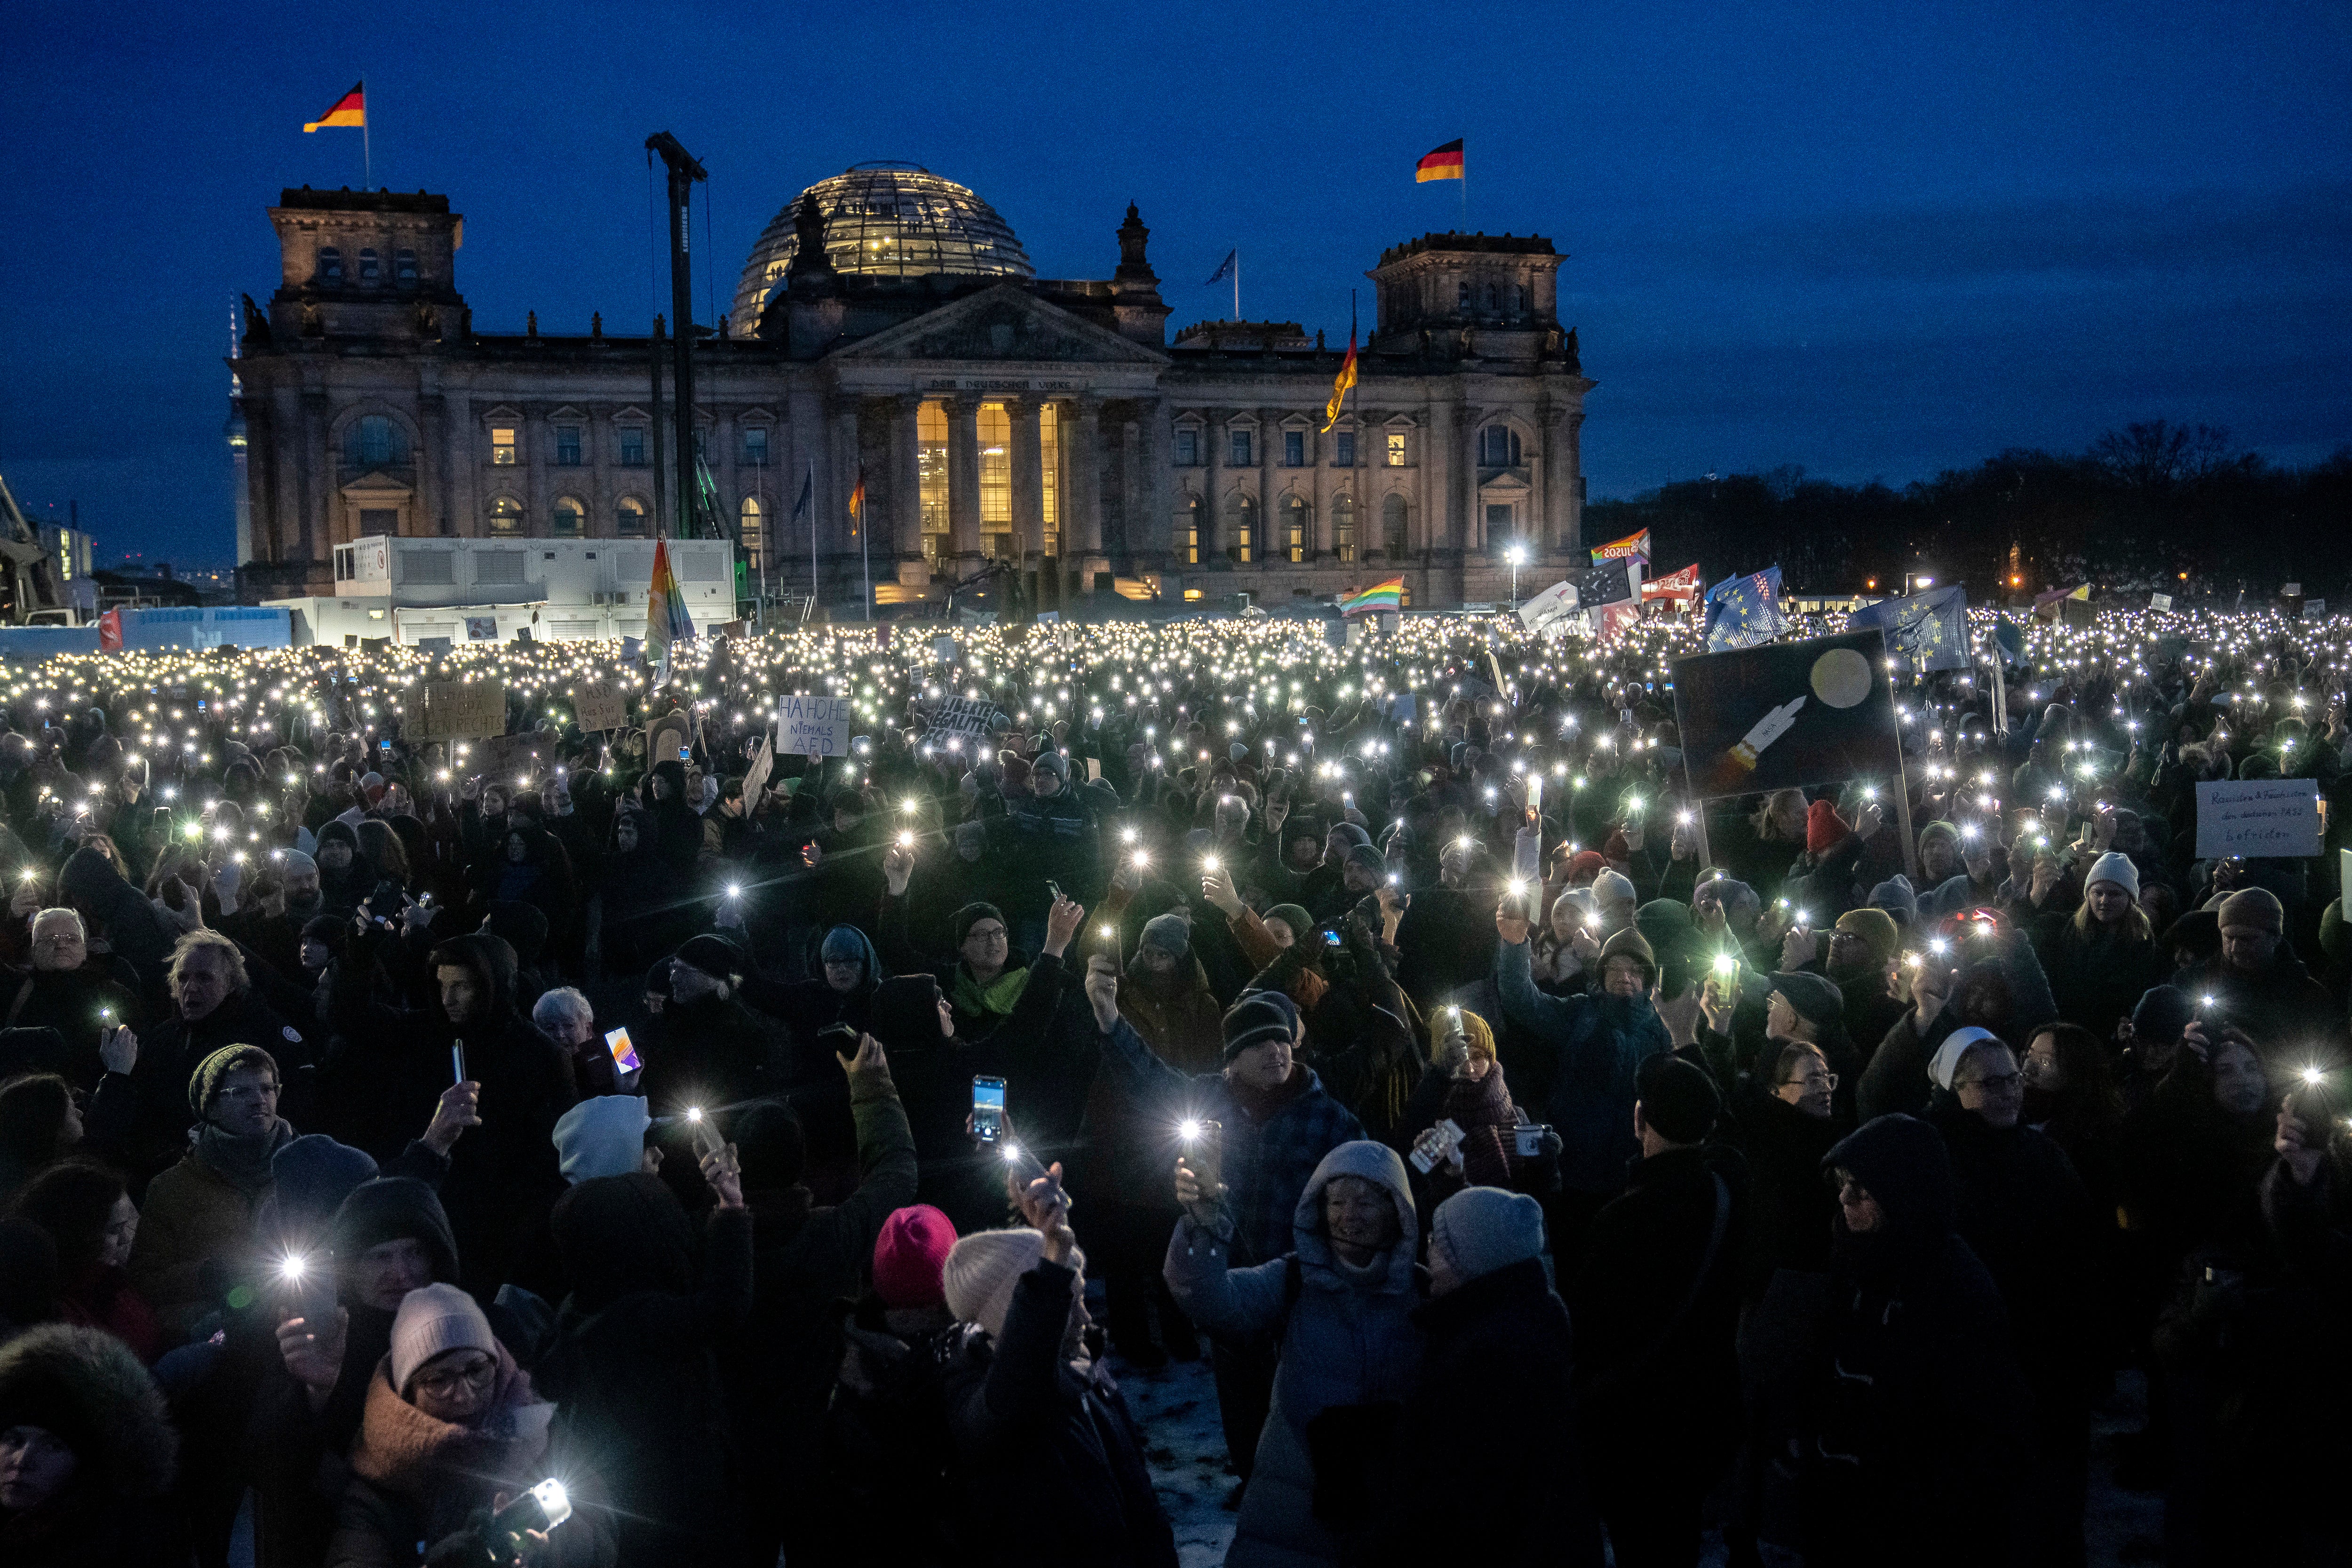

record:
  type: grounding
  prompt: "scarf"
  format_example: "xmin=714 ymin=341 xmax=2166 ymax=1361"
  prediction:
xmin=191 ymin=1116 xmax=294 ymax=1194
xmin=951 ymin=962 xmax=1031 ymax=1021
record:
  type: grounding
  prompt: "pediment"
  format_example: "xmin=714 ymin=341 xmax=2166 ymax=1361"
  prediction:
xmin=341 ymin=470 xmax=414 ymax=499
xmin=832 ymin=284 xmax=1168 ymax=367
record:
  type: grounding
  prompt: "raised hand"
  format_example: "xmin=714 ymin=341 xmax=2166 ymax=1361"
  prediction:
xmin=1042 ymin=893 xmax=1086 ymax=957
xmin=421 ymin=1081 xmax=481 ymax=1156
xmin=837 ymin=1031 xmax=892 ymax=1094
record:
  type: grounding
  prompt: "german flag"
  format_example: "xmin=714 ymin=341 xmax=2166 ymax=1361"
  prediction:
xmin=1414 ymin=139 xmax=1464 ymax=183
xmin=1321 ymin=325 xmax=1358 ymax=432
xmin=304 ymin=82 xmax=365 ymax=132
xmin=849 ymin=467 xmax=865 ymax=533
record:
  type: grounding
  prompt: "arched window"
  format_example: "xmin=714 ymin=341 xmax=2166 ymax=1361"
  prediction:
xmin=1479 ymin=425 xmax=1522 ymax=467
xmin=1332 ymin=493 xmax=1356 ymax=563
xmin=395 ymin=248 xmax=418 ymax=286
xmin=358 ymin=248 xmax=381 ymax=285
xmin=1483 ymin=283 xmax=1499 ymax=313
xmin=616 ymin=498 xmax=650 ymax=537
xmin=1456 ymin=280 xmax=1470 ymax=310
xmin=550 ymin=498 xmax=584 ymax=537
xmin=487 ymin=497 xmax=524 ymax=537
xmin=1283 ymin=496 xmax=1308 ymax=563
xmin=317 ymin=247 xmax=342 ymax=284
xmin=344 ymin=414 xmax=407 ymax=468
xmin=1511 ymin=284 xmax=1527 ymax=313
xmin=1382 ymin=493 xmax=1409 ymax=558
xmin=739 ymin=496 xmax=764 ymax=568
xmin=1232 ymin=496 xmax=1255 ymax=564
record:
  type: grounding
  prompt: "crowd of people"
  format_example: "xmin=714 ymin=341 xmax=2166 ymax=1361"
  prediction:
xmin=0 ymin=601 xmax=2346 ymax=1568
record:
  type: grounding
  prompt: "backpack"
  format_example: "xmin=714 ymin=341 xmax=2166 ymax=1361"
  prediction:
xmin=812 ymin=1315 xmax=961 ymax=1563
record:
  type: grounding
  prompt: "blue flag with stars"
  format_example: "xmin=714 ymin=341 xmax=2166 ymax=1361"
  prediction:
xmin=1847 ymin=584 xmax=1969 ymax=673
xmin=1204 ymin=250 xmax=1236 ymax=286
xmin=1704 ymin=567 xmax=1790 ymax=651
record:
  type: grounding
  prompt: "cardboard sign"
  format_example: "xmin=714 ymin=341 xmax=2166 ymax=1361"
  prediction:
xmin=2195 ymin=778 xmax=2322 ymax=859
xmin=401 ymin=682 xmax=508 ymax=742
xmin=922 ymin=695 xmax=1009 ymax=738
xmin=776 ymin=695 xmax=855 ymax=758
xmin=1671 ymin=629 xmax=1902 ymax=799
xmin=571 ymin=680 xmax=630 ymax=732
xmin=479 ymin=732 xmax=549 ymax=783
xmin=464 ymin=616 xmax=499 ymax=641
xmin=2308 ymin=598 xmax=2328 ymax=618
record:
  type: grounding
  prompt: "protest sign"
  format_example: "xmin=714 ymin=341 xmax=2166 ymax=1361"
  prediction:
xmin=776 ymin=695 xmax=856 ymax=758
xmin=1671 ymin=629 xmax=1903 ymax=800
xmin=464 ymin=616 xmax=498 ymax=641
xmin=401 ymin=682 xmax=507 ymax=742
xmin=479 ymin=732 xmax=548 ymax=781
xmin=2149 ymin=593 xmax=2173 ymax=612
xmin=922 ymin=695 xmax=1009 ymax=738
xmin=2195 ymin=778 xmax=2322 ymax=860
xmin=570 ymin=679 xmax=629 ymax=732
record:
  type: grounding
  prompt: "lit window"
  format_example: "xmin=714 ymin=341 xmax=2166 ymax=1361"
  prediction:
xmin=1284 ymin=497 xmax=1307 ymax=562
xmin=1333 ymin=494 xmax=1355 ymax=563
xmin=555 ymin=426 xmax=582 ymax=466
xmin=551 ymin=498 xmax=585 ymax=537
xmin=1284 ymin=431 xmax=1305 ymax=467
xmin=616 ymin=498 xmax=650 ymax=536
xmin=1174 ymin=427 xmax=1199 ymax=467
xmin=739 ymin=497 xmax=764 ymax=567
xmin=1233 ymin=497 xmax=1255 ymax=564
xmin=1386 ymin=432 xmax=1407 ymax=468
xmin=978 ymin=402 xmax=1011 ymax=559
xmin=618 ymin=426 xmax=647 ymax=467
xmin=1335 ymin=432 xmax=1355 ymax=467
xmin=741 ymin=426 xmax=769 ymax=465
xmin=1185 ymin=499 xmax=1201 ymax=565
xmin=490 ymin=427 xmax=517 ymax=465
xmin=318 ymin=247 xmax=342 ymax=284
xmin=918 ymin=400 xmax=949 ymax=565
xmin=1040 ymin=403 xmax=1059 ymax=557
xmin=487 ymin=497 xmax=524 ymax=536
xmin=1230 ymin=429 xmax=1252 ymax=468
xmin=358 ymin=248 xmax=381 ymax=285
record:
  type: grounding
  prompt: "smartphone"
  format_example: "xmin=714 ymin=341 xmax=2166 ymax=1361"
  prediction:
xmin=1322 ymin=928 xmax=1344 ymax=948
xmin=1182 ymin=1117 xmax=1224 ymax=1195
xmin=1045 ymin=879 xmax=1064 ymax=905
xmin=678 ymin=746 xmax=692 ymax=762
xmin=605 ymin=1027 xmax=641 ymax=1075
xmin=1513 ymin=1123 xmax=1554 ymax=1159
xmin=275 ymin=1252 xmax=337 ymax=1328
xmin=1409 ymin=1117 xmax=1467 ymax=1175
xmin=971 ymin=1075 xmax=1006 ymax=1144
xmin=451 ymin=1039 xmax=468 ymax=1087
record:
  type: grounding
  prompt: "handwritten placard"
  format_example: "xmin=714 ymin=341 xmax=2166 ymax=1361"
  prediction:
xmin=921 ymin=695 xmax=1008 ymax=738
xmin=776 ymin=695 xmax=855 ymax=758
xmin=2196 ymin=778 xmax=2322 ymax=859
xmin=401 ymin=682 xmax=508 ymax=742
xmin=570 ymin=679 xmax=629 ymax=732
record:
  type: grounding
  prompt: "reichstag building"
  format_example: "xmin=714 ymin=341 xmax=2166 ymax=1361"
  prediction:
xmin=231 ymin=162 xmax=1594 ymax=610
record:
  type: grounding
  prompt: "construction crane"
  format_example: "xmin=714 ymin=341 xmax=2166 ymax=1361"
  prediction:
xmin=0 ymin=473 xmax=67 ymax=625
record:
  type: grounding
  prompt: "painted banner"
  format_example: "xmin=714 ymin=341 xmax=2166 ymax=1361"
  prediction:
xmin=1671 ymin=629 xmax=1902 ymax=799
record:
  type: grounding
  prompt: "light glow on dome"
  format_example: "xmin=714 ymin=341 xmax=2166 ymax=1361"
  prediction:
xmin=732 ymin=163 xmax=1033 ymax=332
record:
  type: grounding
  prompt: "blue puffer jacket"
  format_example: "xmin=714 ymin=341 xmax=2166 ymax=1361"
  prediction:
xmin=1493 ymin=939 xmax=1670 ymax=1194
xmin=1165 ymin=1140 xmax=1425 ymax=1568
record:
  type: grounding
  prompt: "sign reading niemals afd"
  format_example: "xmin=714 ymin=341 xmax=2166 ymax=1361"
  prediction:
xmin=777 ymin=696 xmax=854 ymax=758
xmin=2195 ymin=778 xmax=2322 ymax=859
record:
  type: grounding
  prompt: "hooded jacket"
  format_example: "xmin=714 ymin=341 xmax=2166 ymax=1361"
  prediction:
xmin=1079 ymin=948 xmax=1227 ymax=1206
xmin=57 ymin=843 xmax=175 ymax=990
xmin=0 ymin=1323 xmax=182 ymax=1568
xmin=1493 ymin=937 xmax=1671 ymax=1195
xmin=1165 ymin=1140 xmax=1425 ymax=1568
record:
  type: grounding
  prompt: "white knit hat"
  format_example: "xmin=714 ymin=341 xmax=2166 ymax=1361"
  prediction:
xmin=941 ymin=1228 xmax=1084 ymax=1340
xmin=389 ymin=1282 xmax=497 ymax=1393
xmin=2085 ymin=851 xmax=2139 ymax=899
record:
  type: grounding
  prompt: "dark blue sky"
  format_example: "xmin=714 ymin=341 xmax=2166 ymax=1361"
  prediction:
xmin=3 ymin=0 xmax=2346 ymax=564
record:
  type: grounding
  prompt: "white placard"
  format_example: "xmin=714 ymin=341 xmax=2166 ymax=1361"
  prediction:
xmin=2196 ymin=778 xmax=2322 ymax=859
xmin=2308 ymin=598 xmax=2328 ymax=617
xmin=2149 ymin=593 xmax=2173 ymax=611
xmin=776 ymin=695 xmax=855 ymax=758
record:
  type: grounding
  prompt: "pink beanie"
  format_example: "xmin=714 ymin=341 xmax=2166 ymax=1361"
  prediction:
xmin=872 ymin=1205 xmax=959 ymax=1310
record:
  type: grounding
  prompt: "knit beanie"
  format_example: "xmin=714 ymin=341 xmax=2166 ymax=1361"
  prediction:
xmin=1565 ymin=849 xmax=1606 ymax=883
xmin=1868 ymin=874 xmax=1918 ymax=928
xmin=1591 ymin=869 xmax=1636 ymax=910
xmin=278 ymin=848 xmax=318 ymax=877
xmin=1428 ymin=1187 xmax=1547 ymax=1287
xmin=1344 ymin=843 xmax=1388 ymax=879
xmin=1330 ymin=822 xmax=1373 ymax=853
xmin=2132 ymin=985 xmax=2194 ymax=1043
xmin=731 ymin=1100 xmax=806 ymax=1191
xmin=269 ymin=1135 xmax=379 ymax=1242
xmin=1804 ymin=799 xmax=1848 ymax=856
xmin=389 ymin=1282 xmax=497 ymax=1394
xmin=186 ymin=1043 xmax=278 ymax=1118
xmin=1031 ymin=750 xmax=1069 ymax=786
xmin=950 ymin=902 xmax=1006 ymax=949
xmin=1635 ymin=1055 xmax=1720 ymax=1143
xmin=553 ymin=1096 xmax=652 ymax=1186
xmin=2217 ymin=886 xmax=2284 ymax=937
xmin=1768 ymin=971 xmax=1845 ymax=1033
xmin=331 ymin=1177 xmax=460 ymax=1286
xmin=672 ymin=933 xmax=745 ymax=983
xmin=1928 ymin=1025 xmax=2004 ymax=1090
xmin=1263 ymin=903 xmax=1313 ymax=941
xmin=2080 ymin=851 xmax=2138 ymax=899
xmin=943 ymin=1227 xmax=1083 ymax=1341
xmin=872 ymin=1205 xmax=959 ymax=1310
xmin=819 ymin=925 xmax=872 ymax=968
xmin=1595 ymin=928 xmax=1656 ymax=980
xmin=1222 ymin=990 xmax=1299 ymax=1061
xmin=1139 ymin=912 xmax=1192 ymax=957
xmin=1446 ymin=1006 xmax=1497 ymax=1064
xmin=1834 ymin=907 xmax=1900 ymax=969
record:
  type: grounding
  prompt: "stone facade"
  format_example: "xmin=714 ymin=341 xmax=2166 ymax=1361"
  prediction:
xmin=232 ymin=173 xmax=1595 ymax=610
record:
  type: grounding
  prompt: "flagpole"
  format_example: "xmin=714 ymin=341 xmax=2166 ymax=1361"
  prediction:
xmin=1233 ymin=247 xmax=1240 ymax=322
xmin=859 ymin=465 xmax=872 ymax=622
xmin=808 ymin=461 xmax=818 ymax=615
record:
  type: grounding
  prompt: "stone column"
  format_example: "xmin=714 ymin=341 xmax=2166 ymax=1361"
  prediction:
xmin=1201 ymin=407 xmax=1225 ymax=568
xmin=441 ymin=390 xmax=471 ymax=539
xmin=830 ymin=398 xmax=862 ymax=605
xmin=301 ymin=390 xmax=329 ymax=565
xmin=1068 ymin=397 xmax=1106 ymax=591
xmin=1007 ymin=396 xmax=1044 ymax=575
xmin=946 ymin=396 xmax=982 ymax=573
xmin=1565 ymin=409 xmax=1586 ymax=553
xmin=712 ymin=408 xmax=738 ymax=545
xmin=890 ymin=395 xmax=928 ymax=584
xmin=1141 ymin=394 xmax=1172 ymax=574
xmin=1258 ymin=406 xmax=1279 ymax=571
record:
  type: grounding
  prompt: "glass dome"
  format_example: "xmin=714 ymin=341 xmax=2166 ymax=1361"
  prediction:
xmin=731 ymin=162 xmax=1034 ymax=331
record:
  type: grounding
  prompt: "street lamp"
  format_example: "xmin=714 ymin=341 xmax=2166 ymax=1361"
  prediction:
xmin=1506 ymin=543 xmax=1529 ymax=609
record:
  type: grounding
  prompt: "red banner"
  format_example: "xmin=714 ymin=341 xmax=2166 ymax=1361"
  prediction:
xmin=97 ymin=609 xmax=122 ymax=651
xmin=1641 ymin=563 xmax=1702 ymax=600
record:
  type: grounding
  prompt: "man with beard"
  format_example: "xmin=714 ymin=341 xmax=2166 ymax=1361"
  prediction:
xmin=220 ymin=847 xmax=321 ymax=985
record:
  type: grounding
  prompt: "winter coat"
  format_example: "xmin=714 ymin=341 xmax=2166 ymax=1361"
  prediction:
xmin=1095 ymin=1013 xmax=1364 ymax=1266
xmin=86 ymin=985 xmax=312 ymax=1184
xmin=2033 ymin=912 xmax=2169 ymax=1037
xmin=939 ymin=1258 xmax=1176 ymax=1568
xmin=1080 ymin=952 xmax=1227 ymax=1205
xmin=995 ymin=782 xmax=1103 ymax=919
xmin=1492 ymin=938 xmax=1670 ymax=1195
xmin=0 ymin=964 xmax=139 ymax=1086
xmin=1386 ymin=1061 xmax=1555 ymax=1209
xmin=1726 ymin=1073 xmax=1849 ymax=1299
xmin=1360 ymin=1257 xmax=1605 ymax=1568
xmin=0 ymin=1323 xmax=183 ymax=1567
xmin=125 ymin=1120 xmax=293 ymax=1339
xmin=638 ymin=991 xmax=791 ymax=1113
xmin=1799 ymin=1114 xmax=2032 ymax=1568
xmin=2170 ymin=949 xmax=2342 ymax=1067
xmin=1166 ymin=1140 xmax=1425 ymax=1568
xmin=57 ymin=843 xmax=176 ymax=992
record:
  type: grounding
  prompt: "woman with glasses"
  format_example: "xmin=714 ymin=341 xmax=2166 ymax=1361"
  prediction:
xmin=329 ymin=1282 xmax=610 ymax=1568
xmin=1925 ymin=1026 xmax=2104 ymax=1568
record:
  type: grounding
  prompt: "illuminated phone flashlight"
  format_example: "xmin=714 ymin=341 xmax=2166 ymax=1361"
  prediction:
xmin=1201 ymin=854 xmax=1219 ymax=872
xmin=1179 ymin=1119 xmax=1203 ymax=1141
xmin=1711 ymin=953 xmax=1737 ymax=977
xmin=1001 ymin=1141 xmax=1026 ymax=1165
xmin=1507 ymin=878 xmax=1527 ymax=898
xmin=278 ymin=1253 xmax=309 ymax=1284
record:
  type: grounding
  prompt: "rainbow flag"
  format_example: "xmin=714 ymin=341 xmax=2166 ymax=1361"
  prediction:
xmin=1340 ymin=576 xmax=1405 ymax=617
xmin=1592 ymin=527 xmax=1650 ymax=563
xmin=645 ymin=536 xmax=696 ymax=681
xmin=304 ymin=82 xmax=366 ymax=132
xmin=1415 ymin=139 xmax=1464 ymax=183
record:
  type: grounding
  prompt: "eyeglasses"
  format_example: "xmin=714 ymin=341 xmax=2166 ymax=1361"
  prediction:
xmin=1784 ymin=1071 xmax=1839 ymax=1090
xmin=965 ymin=925 xmax=1008 ymax=943
xmin=411 ymin=1354 xmax=497 ymax=1398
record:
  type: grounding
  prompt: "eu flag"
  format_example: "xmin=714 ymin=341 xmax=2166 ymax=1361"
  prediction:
xmin=1848 ymin=585 xmax=1969 ymax=673
xmin=1204 ymin=250 xmax=1236 ymax=286
xmin=1704 ymin=567 xmax=1789 ymax=651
